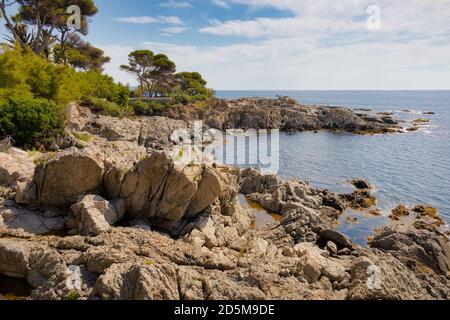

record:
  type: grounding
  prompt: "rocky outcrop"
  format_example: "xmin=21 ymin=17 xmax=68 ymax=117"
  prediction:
xmin=67 ymin=195 xmax=124 ymax=236
xmin=67 ymin=104 xmax=186 ymax=148
xmin=94 ymin=263 xmax=180 ymax=300
xmin=153 ymin=97 xmax=403 ymax=135
xmin=0 ymin=104 xmax=447 ymax=301
xmin=99 ymin=151 xmax=237 ymax=235
xmin=349 ymin=179 xmax=372 ymax=190
xmin=348 ymin=253 xmax=431 ymax=300
xmin=368 ymin=212 xmax=450 ymax=299
xmin=1 ymin=220 xmax=446 ymax=301
xmin=1 ymin=137 xmax=238 ymax=237
xmin=34 ymin=148 xmax=104 ymax=208
xmin=0 ymin=208 xmax=65 ymax=235
xmin=240 ymin=168 xmax=344 ymax=243
xmin=0 ymin=149 xmax=35 ymax=187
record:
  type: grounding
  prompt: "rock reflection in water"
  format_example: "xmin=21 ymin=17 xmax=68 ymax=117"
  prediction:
xmin=239 ymin=194 xmax=281 ymax=229
xmin=0 ymin=274 xmax=31 ymax=300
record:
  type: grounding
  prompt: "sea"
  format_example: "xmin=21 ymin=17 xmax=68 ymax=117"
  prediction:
xmin=216 ymin=90 xmax=450 ymax=245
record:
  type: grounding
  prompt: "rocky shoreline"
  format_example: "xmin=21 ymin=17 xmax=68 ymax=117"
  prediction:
xmin=153 ymin=97 xmax=405 ymax=135
xmin=0 ymin=99 xmax=448 ymax=300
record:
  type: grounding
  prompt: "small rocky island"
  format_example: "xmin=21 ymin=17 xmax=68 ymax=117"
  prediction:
xmin=0 ymin=98 xmax=448 ymax=300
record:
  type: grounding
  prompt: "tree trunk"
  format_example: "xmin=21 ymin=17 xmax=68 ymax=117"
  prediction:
xmin=0 ymin=1 xmax=26 ymax=48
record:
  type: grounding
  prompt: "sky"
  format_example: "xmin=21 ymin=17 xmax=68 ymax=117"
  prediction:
xmin=4 ymin=0 xmax=450 ymax=90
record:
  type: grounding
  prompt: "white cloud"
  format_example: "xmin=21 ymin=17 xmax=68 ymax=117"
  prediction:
xmin=212 ymin=0 xmax=230 ymax=9
xmin=100 ymin=36 xmax=450 ymax=90
xmin=105 ymin=1 xmax=450 ymax=90
xmin=160 ymin=1 xmax=192 ymax=9
xmin=200 ymin=17 xmax=359 ymax=38
xmin=99 ymin=45 xmax=136 ymax=85
xmin=137 ymin=38 xmax=450 ymax=90
xmin=161 ymin=26 xmax=188 ymax=36
xmin=202 ymin=0 xmax=450 ymax=40
xmin=115 ymin=15 xmax=184 ymax=25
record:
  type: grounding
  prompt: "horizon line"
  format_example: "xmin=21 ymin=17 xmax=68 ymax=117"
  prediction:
xmin=212 ymin=89 xmax=450 ymax=92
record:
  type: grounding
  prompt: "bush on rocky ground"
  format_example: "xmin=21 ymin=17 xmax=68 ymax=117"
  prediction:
xmin=81 ymin=97 xmax=130 ymax=117
xmin=0 ymin=96 xmax=65 ymax=148
xmin=129 ymin=100 xmax=167 ymax=116
xmin=0 ymin=47 xmax=129 ymax=108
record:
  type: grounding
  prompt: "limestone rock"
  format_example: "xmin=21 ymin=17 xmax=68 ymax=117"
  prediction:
xmin=68 ymin=195 xmax=119 ymax=236
xmin=187 ymin=166 xmax=233 ymax=217
xmin=371 ymin=225 xmax=450 ymax=276
xmin=0 ymin=150 xmax=35 ymax=187
xmin=139 ymin=116 xmax=187 ymax=147
xmin=34 ymin=148 xmax=104 ymax=207
xmin=348 ymin=253 xmax=430 ymax=300
xmin=153 ymin=97 xmax=402 ymax=135
xmin=94 ymin=263 xmax=180 ymax=300
xmin=320 ymin=229 xmax=355 ymax=250
xmin=15 ymin=180 xmax=37 ymax=205
xmin=0 ymin=239 xmax=30 ymax=278
xmin=0 ymin=208 xmax=65 ymax=235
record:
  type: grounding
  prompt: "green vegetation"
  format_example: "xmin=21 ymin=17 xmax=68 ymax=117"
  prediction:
xmin=81 ymin=96 xmax=128 ymax=117
xmin=72 ymin=132 xmax=93 ymax=142
xmin=0 ymin=1 xmax=214 ymax=149
xmin=144 ymin=259 xmax=156 ymax=266
xmin=0 ymin=96 xmax=64 ymax=147
xmin=54 ymin=34 xmax=111 ymax=71
xmin=1 ymin=0 xmax=99 ymax=60
xmin=121 ymin=50 xmax=176 ymax=98
xmin=172 ymin=72 xmax=214 ymax=104
xmin=0 ymin=46 xmax=130 ymax=147
xmin=121 ymin=50 xmax=213 ymax=105
xmin=0 ymin=46 xmax=128 ymax=107
xmin=67 ymin=289 xmax=79 ymax=301
xmin=129 ymin=99 xmax=166 ymax=116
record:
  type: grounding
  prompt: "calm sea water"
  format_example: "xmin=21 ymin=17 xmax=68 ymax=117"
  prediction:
xmin=216 ymin=91 xmax=450 ymax=245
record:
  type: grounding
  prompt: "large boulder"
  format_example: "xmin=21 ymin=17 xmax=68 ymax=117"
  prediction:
xmin=34 ymin=148 xmax=104 ymax=207
xmin=0 ymin=150 xmax=35 ymax=187
xmin=68 ymin=104 xmax=141 ymax=143
xmin=187 ymin=166 xmax=235 ymax=217
xmin=348 ymin=253 xmax=431 ymax=300
xmin=0 ymin=239 xmax=30 ymax=278
xmin=138 ymin=116 xmax=188 ymax=147
xmin=123 ymin=152 xmax=175 ymax=217
xmin=85 ymin=115 xmax=142 ymax=144
xmin=295 ymin=243 xmax=348 ymax=283
xmin=94 ymin=262 xmax=180 ymax=300
xmin=119 ymin=152 xmax=237 ymax=234
xmin=371 ymin=225 xmax=450 ymax=277
xmin=68 ymin=195 xmax=122 ymax=236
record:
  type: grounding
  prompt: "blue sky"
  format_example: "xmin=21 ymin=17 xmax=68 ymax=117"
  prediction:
xmin=3 ymin=0 xmax=450 ymax=89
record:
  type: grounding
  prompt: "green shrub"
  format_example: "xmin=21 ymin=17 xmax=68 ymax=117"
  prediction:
xmin=72 ymin=132 xmax=93 ymax=142
xmin=82 ymin=96 xmax=127 ymax=117
xmin=129 ymin=100 xmax=151 ymax=115
xmin=78 ymin=70 xmax=129 ymax=107
xmin=172 ymin=72 xmax=214 ymax=104
xmin=170 ymin=92 xmax=193 ymax=105
xmin=129 ymin=99 xmax=166 ymax=115
xmin=0 ymin=46 xmax=129 ymax=109
xmin=0 ymin=96 xmax=64 ymax=147
xmin=67 ymin=290 xmax=79 ymax=301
